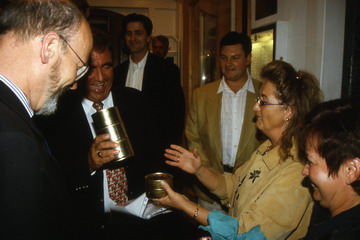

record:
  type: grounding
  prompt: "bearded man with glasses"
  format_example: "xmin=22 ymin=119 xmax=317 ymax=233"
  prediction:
xmin=0 ymin=0 xmax=92 ymax=239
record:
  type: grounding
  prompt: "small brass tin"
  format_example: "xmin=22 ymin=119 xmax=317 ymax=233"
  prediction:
xmin=145 ymin=172 xmax=173 ymax=199
xmin=91 ymin=106 xmax=134 ymax=162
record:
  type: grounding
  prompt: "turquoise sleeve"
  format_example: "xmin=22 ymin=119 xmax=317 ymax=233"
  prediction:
xmin=199 ymin=211 xmax=267 ymax=240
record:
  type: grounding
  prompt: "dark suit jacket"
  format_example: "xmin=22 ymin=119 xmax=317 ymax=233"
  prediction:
xmin=35 ymin=86 xmax=165 ymax=239
xmin=114 ymin=53 xmax=185 ymax=149
xmin=0 ymin=81 xmax=75 ymax=239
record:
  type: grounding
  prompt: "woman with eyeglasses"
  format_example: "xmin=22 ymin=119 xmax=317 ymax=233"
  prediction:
xmin=157 ymin=60 xmax=323 ymax=240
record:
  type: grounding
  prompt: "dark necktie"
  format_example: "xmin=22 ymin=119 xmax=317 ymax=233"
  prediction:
xmin=92 ymin=101 xmax=128 ymax=204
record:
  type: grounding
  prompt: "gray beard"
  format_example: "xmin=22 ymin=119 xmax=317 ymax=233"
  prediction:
xmin=35 ymin=59 xmax=66 ymax=116
xmin=35 ymin=89 xmax=62 ymax=116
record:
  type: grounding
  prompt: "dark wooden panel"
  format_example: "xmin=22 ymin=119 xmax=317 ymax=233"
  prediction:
xmin=342 ymin=0 xmax=360 ymax=98
xmin=255 ymin=0 xmax=277 ymax=20
xmin=89 ymin=8 xmax=125 ymax=67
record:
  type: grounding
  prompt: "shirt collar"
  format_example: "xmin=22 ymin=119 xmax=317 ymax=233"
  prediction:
xmin=0 ymin=74 xmax=34 ymax=117
xmin=257 ymin=139 xmax=298 ymax=170
xmin=83 ymin=92 xmax=113 ymax=110
xmin=217 ymin=69 xmax=255 ymax=94
xmin=129 ymin=51 xmax=149 ymax=69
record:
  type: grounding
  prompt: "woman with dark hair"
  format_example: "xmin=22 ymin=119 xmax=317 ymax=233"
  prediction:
xmin=158 ymin=60 xmax=323 ymax=239
xmin=299 ymin=98 xmax=360 ymax=240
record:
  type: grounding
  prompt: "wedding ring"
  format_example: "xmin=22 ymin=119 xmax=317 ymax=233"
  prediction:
xmin=97 ymin=151 xmax=102 ymax=157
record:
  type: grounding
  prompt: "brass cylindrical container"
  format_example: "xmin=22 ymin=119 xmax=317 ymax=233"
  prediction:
xmin=145 ymin=172 xmax=173 ymax=199
xmin=91 ymin=106 xmax=134 ymax=162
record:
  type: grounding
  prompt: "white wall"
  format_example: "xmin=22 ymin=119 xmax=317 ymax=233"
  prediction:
xmin=251 ymin=0 xmax=346 ymax=100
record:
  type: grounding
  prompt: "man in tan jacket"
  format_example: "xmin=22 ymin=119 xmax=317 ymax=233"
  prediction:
xmin=186 ymin=32 xmax=262 ymax=210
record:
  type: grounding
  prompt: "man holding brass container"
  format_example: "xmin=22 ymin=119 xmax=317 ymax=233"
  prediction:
xmin=35 ymin=29 xmax=168 ymax=239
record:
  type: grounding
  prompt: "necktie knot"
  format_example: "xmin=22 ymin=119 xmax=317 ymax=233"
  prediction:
xmin=92 ymin=102 xmax=103 ymax=112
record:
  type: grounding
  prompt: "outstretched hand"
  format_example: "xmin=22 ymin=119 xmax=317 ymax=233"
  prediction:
xmin=157 ymin=180 xmax=189 ymax=210
xmin=164 ymin=144 xmax=202 ymax=175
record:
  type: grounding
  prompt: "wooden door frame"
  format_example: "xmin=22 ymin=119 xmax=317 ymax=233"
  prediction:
xmin=181 ymin=0 xmax=231 ymax=107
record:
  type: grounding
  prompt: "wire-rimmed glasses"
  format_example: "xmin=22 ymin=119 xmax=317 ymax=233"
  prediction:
xmin=255 ymin=96 xmax=284 ymax=107
xmin=59 ymin=35 xmax=89 ymax=81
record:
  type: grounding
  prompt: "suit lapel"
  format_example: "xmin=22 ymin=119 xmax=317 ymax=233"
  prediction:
xmin=142 ymin=53 xmax=154 ymax=92
xmin=0 ymin=81 xmax=58 ymax=162
xmin=117 ymin=61 xmax=129 ymax=87
xmin=0 ymin=81 xmax=33 ymax=126
xmin=234 ymin=84 xmax=258 ymax=169
xmin=206 ymin=84 xmax=222 ymax=160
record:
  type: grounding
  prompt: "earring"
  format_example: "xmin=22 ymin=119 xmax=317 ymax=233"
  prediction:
xmin=285 ymin=117 xmax=289 ymax=121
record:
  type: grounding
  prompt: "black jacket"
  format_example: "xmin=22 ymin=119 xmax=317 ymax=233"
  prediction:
xmin=0 ymin=81 xmax=76 ymax=239
xmin=114 ymin=53 xmax=185 ymax=149
xmin=35 ymin=85 xmax=165 ymax=239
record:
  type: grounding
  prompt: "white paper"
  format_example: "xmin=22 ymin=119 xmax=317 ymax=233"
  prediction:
xmin=110 ymin=193 xmax=172 ymax=219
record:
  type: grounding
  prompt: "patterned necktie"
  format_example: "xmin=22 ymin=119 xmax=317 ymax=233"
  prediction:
xmin=92 ymin=101 xmax=104 ymax=112
xmin=106 ymin=168 xmax=128 ymax=204
xmin=92 ymin=101 xmax=128 ymax=204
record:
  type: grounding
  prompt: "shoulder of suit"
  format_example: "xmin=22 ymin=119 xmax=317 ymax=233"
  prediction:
xmin=194 ymin=79 xmax=221 ymax=94
xmin=147 ymin=53 xmax=178 ymax=68
xmin=113 ymin=86 xmax=142 ymax=98
xmin=251 ymin=77 xmax=263 ymax=92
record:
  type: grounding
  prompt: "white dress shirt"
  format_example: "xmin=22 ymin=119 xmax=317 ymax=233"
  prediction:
xmin=218 ymin=71 xmax=255 ymax=167
xmin=81 ymin=92 xmax=118 ymax=212
xmin=125 ymin=52 xmax=149 ymax=91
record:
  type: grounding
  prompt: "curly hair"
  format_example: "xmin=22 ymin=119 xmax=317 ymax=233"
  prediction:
xmin=260 ymin=60 xmax=323 ymax=161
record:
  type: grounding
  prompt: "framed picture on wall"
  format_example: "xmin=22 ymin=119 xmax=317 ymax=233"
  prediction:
xmin=250 ymin=24 xmax=276 ymax=80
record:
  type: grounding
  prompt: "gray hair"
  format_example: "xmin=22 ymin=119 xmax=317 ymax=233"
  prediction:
xmin=0 ymin=0 xmax=83 ymax=42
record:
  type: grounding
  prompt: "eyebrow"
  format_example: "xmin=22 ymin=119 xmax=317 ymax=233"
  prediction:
xmin=90 ymin=62 xmax=113 ymax=68
xmin=126 ymin=30 xmax=145 ymax=33
xmin=259 ymin=93 xmax=269 ymax=100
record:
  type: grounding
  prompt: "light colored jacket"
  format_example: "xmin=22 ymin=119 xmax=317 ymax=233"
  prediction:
xmin=213 ymin=140 xmax=313 ymax=240
xmin=186 ymin=79 xmax=262 ymax=202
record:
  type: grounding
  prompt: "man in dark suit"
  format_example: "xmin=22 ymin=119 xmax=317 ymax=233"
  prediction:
xmin=114 ymin=13 xmax=185 ymax=150
xmin=0 ymin=1 xmax=92 ymax=239
xmin=36 ymin=29 xmax=180 ymax=239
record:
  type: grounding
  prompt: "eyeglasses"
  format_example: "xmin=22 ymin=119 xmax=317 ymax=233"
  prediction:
xmin=255 ymin=96 xmax=284 ymax=107
xmin=59 ymin=35 xmax=89 ymax=81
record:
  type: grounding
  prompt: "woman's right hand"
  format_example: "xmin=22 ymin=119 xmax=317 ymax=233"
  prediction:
xmin=164 ymin=144 xmax=202 ymax=175
xmin=157 ymin=180 xmax=189 ymax=210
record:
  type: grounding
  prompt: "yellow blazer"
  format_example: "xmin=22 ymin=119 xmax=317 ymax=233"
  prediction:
xmin=185 ymin=78 xmax=262 ymax=202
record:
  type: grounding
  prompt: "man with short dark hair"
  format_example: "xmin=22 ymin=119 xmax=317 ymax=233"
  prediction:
xmin=115 ymin=13 xmax=185 ymax=151
xmin=186 ymin=31 xmax=262 ymax=211
xmin=0 ymin=0 xmax=92 ymax=239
